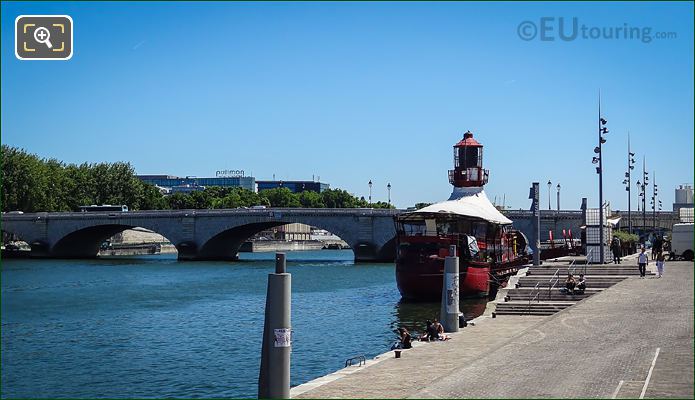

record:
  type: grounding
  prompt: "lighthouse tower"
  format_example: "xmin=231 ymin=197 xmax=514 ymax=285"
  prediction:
xmin=448 ymin=130 xmax=489 ymax=188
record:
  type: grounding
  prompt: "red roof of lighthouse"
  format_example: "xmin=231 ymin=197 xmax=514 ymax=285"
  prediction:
xmin=453 ymin=130 xmax=482 ymax=147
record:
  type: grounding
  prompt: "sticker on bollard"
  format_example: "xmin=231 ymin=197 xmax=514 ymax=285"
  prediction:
xmin=446 ymin=273 xmax=459 ymax=314
xmin=274 ymin=328 xmax=291 ymax=347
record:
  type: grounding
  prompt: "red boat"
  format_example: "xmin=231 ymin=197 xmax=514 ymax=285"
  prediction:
xmin=395 ymin=131 xmax=530 ymax=300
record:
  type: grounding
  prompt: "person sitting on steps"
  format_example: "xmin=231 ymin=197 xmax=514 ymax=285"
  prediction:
xmin=575 ymin=274 xmax=586 ymax=294
xmin=564 ymin=273 xmax=576 ymax=294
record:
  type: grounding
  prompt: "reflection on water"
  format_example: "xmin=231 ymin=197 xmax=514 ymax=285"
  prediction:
xmin=2 ymin=250 xmax=491 ymax=398
xmin=394 ymin=298 xmax=488 ymax=336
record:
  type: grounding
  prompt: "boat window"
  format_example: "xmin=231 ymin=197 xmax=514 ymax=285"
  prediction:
xmin=466 ymin=235 xmax=480 ymax=258
xmin=473 ymin=221 xmax=487 ymax=241
xmin=400 ymin=222 xmax=426 ymax=236
xmin=425 ymin=219 xmax=437 ymax=236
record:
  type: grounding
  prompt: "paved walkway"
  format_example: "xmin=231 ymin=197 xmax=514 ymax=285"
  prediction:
xmin=292 ymin=261 xmax=693 ymax=398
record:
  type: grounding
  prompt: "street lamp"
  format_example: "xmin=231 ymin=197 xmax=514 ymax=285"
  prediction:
xmin=387 ymin=183 xmax=392 ymax=206
xmin=636 ymin=158 xmax=648 ymax=234
xmin=556 ymin=183 xmax=561 ymax=211
xmin=593 ymin=95 xmax=609 ymax=263
xmin=623 ymin=133 xmax=636 ymax=234
xmin=547 ymin=180 xmax=552 ymax=210
xmin=651 ymin=172 xmax=658 ymax=231
xmin=368 ymin=180 xmax=373 ymax=207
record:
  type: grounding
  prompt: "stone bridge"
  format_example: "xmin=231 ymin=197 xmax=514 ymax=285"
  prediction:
xmin=1 ymin=208 xmax=401 ymax=262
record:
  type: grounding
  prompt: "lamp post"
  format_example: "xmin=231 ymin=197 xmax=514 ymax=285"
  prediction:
xmin=547 ymin=180 xmax=552 ymax=210
xmin=387 ymin=183 xmax=391 ymax=206
xmin=368 ymin=180 xmax=373 ymax=207
xmin=593 ymin=95 xmax=609 ymax=264
xmin=623 ymin=133 xmax=636 ymax=234
xmin=636 ymin=157 xmax=648 ymax=235
xmin=556 ymin=183 xmax=561 ymax=211
xmin=651 ymin=172 xmax=658 ymax=231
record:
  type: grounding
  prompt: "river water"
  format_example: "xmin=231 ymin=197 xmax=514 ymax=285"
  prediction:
xmin=1 ymin=250 xmax=487 ymax=398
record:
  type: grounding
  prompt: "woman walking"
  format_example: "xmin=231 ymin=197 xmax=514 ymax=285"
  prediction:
xmin=638 ymin=246 xmax=648 ymax=278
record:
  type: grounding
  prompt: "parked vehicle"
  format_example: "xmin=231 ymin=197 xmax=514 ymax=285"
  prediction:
xmin=78 ymin=205 xmax=128 ymax=212
xmin=671 ymin=223 xmax=694 ymax=261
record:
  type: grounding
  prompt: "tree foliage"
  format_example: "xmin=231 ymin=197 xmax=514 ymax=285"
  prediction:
xmin=1 ymin=146 xmax=396 ymax=212
xmin=613 ymin=230 xmax=639 ymax=244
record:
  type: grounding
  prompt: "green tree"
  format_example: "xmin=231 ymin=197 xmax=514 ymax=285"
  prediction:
xmin=167 ymin=193 xmax=194 ymax=209
xmin=212 ymin=191 xmax=243 ymax=209
xmin=320 ymin=189 xmax=361 ymax=208
xmin=372 ymin=201 xmax=395 ymax=209
xmin=298 ymin=191 xmax=324 ymax=208
xmin=139 ymin=183 xmax=167 ymax=210
xmin=259 ymin=188 xmax=301 ymax=207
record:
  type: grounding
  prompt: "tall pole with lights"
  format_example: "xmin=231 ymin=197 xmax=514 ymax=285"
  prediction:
xmin=368 ymin=180 xmax=373 ymax=207
xmin=547 ymin=180 xmax=552 ymax=210
xmin=623 ymin=133 xmax=636 ymax=234
xmin=637 ymin=157 xmax=649 ymax=233
xmin=651 ymin=172 xmax=658 ymax=231
xmin=594 ymin=94 xmax=609 ymax=264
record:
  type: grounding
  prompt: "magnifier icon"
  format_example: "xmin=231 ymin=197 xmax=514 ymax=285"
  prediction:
xmin=34 ymin=26 xmax=53 ymax=49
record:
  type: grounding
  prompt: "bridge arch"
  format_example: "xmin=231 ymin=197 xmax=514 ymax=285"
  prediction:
xmin=49 ymin=223 xmax=182 ymax=258
xmin=194 ymin=213 xmax=395 ymax=262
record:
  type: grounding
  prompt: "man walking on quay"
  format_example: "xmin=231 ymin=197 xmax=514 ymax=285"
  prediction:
xmin=611 ymin=236 xmax=622 ymax=264
xmin=638 ymin=246 xmax=648 ymax=278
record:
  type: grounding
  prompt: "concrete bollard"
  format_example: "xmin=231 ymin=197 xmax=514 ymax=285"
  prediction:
xmin=258 ymin=253 xmax=291 ymax=399
xmin=440 ymin=245 xmax=460 ymax=333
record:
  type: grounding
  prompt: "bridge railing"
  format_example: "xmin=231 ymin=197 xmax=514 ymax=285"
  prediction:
xmin=1 ymin=208 xmax=404 ymax=220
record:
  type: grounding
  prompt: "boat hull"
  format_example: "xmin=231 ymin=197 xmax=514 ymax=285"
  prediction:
xmin=396 ymin=257 xmax=491 ymax=300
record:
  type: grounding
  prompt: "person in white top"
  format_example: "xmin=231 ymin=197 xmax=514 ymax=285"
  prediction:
xmin=637 ymin=246 xmax=649 ymax=278
xmin=656 ymin=251 xmax=665 ymax=278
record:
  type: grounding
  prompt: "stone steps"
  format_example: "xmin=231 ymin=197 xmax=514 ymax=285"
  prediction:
xmin=493 ymin=262 xmax=653 ymax=316
xmin=528 ymin=270 xmax=647 ymax=276
xmin=504 ymin=289 xmax=598 ymax=302
xmin=494 ymin=302 xmax=573 ymax=316
xmin=516 ymin=277 xmax=627 ymax=288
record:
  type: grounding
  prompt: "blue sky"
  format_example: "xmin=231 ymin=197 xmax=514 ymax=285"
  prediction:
xmin=2 ymin=1 xmax=693 ymax=210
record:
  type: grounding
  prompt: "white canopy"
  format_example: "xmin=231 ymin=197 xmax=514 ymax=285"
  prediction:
xmin=607 ymin=216 xmax=622 ymax=227
xmin=411 ymin=187 xmax=512 ymax=225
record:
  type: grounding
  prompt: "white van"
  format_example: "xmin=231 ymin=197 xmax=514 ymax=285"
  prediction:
xmin=671 ymin=223 xmax=694 ymax=261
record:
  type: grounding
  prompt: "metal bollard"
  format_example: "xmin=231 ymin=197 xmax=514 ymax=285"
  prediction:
xmin=440 ymin=245 xmax=460 ymax=333
xmin=258 ymin=253 xmax=291 ymax=399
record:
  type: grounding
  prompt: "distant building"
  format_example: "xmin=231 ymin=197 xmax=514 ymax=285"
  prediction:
xmin=170 ymin=184 xmax=206 ymax=194
xmin=137 ymin=174 xmax=255 ymax=192
xmin=673 ymin=184 xmax=694 ymax=213
xmin=256 ymin=180 xmax=329 ymax=193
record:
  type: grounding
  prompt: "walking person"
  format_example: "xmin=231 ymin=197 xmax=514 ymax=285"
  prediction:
xmin=656 ymin=251 xmax=665 ymax=278
xmin=638 ymin=246 xmax=648 ymax=278
xmin=611 ymin=236 xmax=622 ymax=264
xmin=652 ymin=236 xmax=663 ymax=261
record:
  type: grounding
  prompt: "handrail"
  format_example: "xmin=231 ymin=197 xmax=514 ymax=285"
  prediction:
xmin=568 ymin=258 xmax=577 ymax=276
xmin=345 ymin=355 xmax=366 ymax=368
xmin=527 ymin=282 xmax=541 ymax=314
xmin=548 ymin=268 xmax=560 ymax=300
xmin=584 ymin=248 xmax=593 ymax=275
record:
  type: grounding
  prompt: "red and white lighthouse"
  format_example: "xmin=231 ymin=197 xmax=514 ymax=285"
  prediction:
xmin=448 ymin=130 xmax=489 ymax=188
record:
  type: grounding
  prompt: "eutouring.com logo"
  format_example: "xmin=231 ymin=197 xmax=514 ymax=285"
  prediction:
xmin=517 ymin=17 xmax=677 ymax=44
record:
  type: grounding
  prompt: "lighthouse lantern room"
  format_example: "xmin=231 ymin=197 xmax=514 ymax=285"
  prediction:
xmin=448 ymin=130 xmax=489 ymax=187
